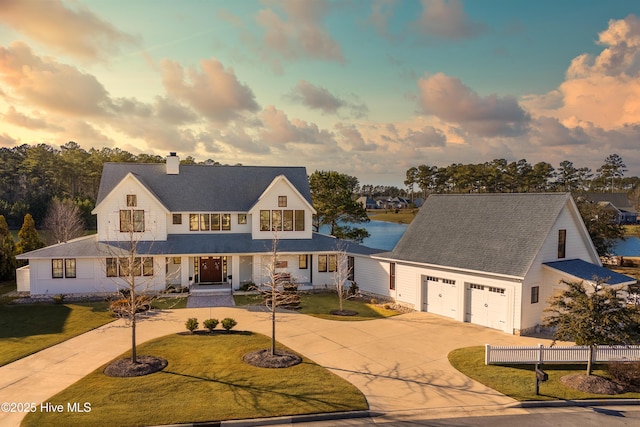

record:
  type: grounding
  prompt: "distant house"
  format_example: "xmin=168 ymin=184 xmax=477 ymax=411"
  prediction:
xmin=355 ymin=193 xmax=636 ymax=335
xmin=583 ymin=192 xmax=638 ymax=224
xmin=16 ymin=154 xmax=379 ymax=296
xmin=357 ymin=196 xmax=377 ymax=209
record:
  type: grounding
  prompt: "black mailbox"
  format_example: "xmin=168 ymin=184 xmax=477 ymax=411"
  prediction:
xmin=535 ymin=366 xmax=548 ymax=382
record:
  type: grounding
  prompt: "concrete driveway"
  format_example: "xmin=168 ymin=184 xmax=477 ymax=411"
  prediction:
xmin=0 ymin=307 xmax=553 ymax=426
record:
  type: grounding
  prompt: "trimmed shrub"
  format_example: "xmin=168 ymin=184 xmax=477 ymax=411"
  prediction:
xmin=607 ymin=360 xmax=640 ymax=386
xmin=221 ymin=317 xmax=237 ymax=331
xmin=185 ymin=318 xmax=199 ymax=333
xmin=53 ymin=294 xmax=66 ymax=304
xmin=203 ymin=318 xmax=219 ymax=332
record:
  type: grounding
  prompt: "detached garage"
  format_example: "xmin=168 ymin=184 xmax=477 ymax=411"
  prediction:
xmin=360 ymin=193 xmax=636 ymax=335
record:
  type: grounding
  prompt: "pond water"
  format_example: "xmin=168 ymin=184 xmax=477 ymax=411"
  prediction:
xmin=612 ymin=236 xmax=640 ymax=256
xmin=319 ymin=220 xmax=407 ymax=250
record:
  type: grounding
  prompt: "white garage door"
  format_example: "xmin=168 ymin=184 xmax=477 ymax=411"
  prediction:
xmin=422 ymin=277 xmax=457 ymax=319
xmin=465 ymin=283 xmax=508 ymax=331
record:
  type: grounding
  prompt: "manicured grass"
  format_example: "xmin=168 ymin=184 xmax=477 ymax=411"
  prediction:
xmin=151 ymin=295 xmax=188 ymax=309
xmin=0 ymin=280 xmax=17 ymax=304
xmin=368 ymin=210 xmax=417 ymax=224
xmin=22 ymin=332 xmax=368 ymax=426
xmin=448 ymin=346 xmax=640 ymax=401
xmin=234 ymin=292 xmax=399 ymax=321
xmin=0 ymin=302 xmax=114 ymax=366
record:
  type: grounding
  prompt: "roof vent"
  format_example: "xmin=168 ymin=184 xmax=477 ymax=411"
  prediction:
xmin=166 ymin=152 xmax=179 ymax=175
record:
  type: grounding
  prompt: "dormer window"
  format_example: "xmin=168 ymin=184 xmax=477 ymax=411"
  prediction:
xmin=126 ymin=195 xmax=137 ymax=207
xmin=278 ymin=196 xmax=287 ymax=207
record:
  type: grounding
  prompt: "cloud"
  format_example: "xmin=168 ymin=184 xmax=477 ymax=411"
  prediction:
xmin=0 ymin=0 xmax=139 ymax=62
xmin=414 ymin=0 xmax=484 ymax=40
xmin=4 ymin=106 xmax=63 ymax=131
xmin=523 ymin=15 xmax=640 ymax=130
xmin=402 ymin=126 xmax=447 ymax=147
xmin=367 ymin=0 xmax=398 ymax=40
xmin=259 ymin=105 xmax=335 ymax=145
xmin=287 ymin=80 xmax=368 ymax=118
xmin=153 ymin=97 xmax=198 ymax=125
xmin=417 ymin=72 xmax=530 ymax=137
xmin=0 ymin=133 xmax=18 ymax=146
xmin=160 ymin=58 xmax=259 ymax=123
xmin=255 ymin=0 xmax=344 ymax=63
xmin=0 ymin=42 xmax=113 ymax=115
xmin=335 ymin=123 xmax=377 ymax=151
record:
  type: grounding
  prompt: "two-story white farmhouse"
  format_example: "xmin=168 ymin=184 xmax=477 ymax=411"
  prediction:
xmin=354 ymin=193 xmax=636 ymax=335
xmin=15 ymin=157 xmax=636 ymax=336
xmin=16 ymin=153 xmax=380 ymax=296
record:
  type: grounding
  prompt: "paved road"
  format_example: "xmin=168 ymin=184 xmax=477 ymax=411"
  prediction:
xmin=0 ymin=306 xmax=585 ymax=426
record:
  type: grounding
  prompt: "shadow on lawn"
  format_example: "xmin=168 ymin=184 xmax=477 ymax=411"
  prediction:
xmin=159 ymin=368 xmax=358 ymax=412
xmin=0 ymin=304 xmax=71 ymax=338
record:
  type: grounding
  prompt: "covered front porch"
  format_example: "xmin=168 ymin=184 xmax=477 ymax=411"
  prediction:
xmin=165 ymin=254 xmax=254 ymax=291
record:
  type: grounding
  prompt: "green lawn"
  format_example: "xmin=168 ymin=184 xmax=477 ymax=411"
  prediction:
xmin=0 ymin=302 xmax=114 ymax=366
xmin=0 ymin=280 xmax=17 ymax=304
xmin=234 ymin=292 xmax=399 ymax=321
xmin=22 ymin=332 xmax=368 ymax=426
xmin=368 ymin=210 xmax=417 ymax=224
xmin=448 ymin=346 xmax=640 ymax=401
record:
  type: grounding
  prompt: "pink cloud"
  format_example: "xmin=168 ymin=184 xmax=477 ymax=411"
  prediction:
xmin=255 ymin=0 xmax=344 ymax=63
xmin=161 ymin=58 xmax=259 ymax=123
xmin=414 ymin=0 xmax=484 ymax=40
xmin=4 ymin=106 xmax=63 ymax=131
xmin=0 ymin=42 xmax=112 ymax=116
xmin=260 ymin=105 xmax=335 ymax=145
xmin=417 ymin=72 xmax=529 ymax=137
xmin=0 ymin=0 xmax=139 ymax=61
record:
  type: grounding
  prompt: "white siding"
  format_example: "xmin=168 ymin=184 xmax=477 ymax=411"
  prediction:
xmin=355 ymin=257 xmax=393 ymax=298
xmin=94 ymin=174 xmax=168 ymax=242
xmin=250 ymin=177 xmax=313 ymax=240
xmin=166 ymin=212 xmax=252 ymax=234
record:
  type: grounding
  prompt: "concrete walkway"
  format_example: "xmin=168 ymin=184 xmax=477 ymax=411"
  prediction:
xmin=0 ymin=307 xmax=554 ymax=426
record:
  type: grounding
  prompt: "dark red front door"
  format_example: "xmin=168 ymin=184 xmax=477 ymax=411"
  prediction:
xmin=200 ymin=257 xmax=223 ymax=282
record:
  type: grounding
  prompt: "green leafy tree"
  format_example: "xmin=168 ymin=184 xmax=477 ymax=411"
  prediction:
xmin=0 ymin=215 xmax=16 ymax=280
xmin=544 ymin=279 xmax=640 ymax=374
xmin=309 ymin=170 xmax=370 ymax=243
xmin=15 ymin=213 xmax=44 ymax=256
xmin=575 ymin=198 xmax=625 ymax=256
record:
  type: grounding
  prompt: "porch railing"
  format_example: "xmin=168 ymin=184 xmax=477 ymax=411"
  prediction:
xmin=485 ymin=343 xmax=640 ymax=365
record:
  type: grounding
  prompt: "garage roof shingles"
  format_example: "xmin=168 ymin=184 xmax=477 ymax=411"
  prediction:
xmin=389 ymin=193 xmax=572 ymax=278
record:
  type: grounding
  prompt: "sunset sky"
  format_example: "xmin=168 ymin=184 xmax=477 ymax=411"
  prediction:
xmin=2 ymin=0 xmax=640 ymax=186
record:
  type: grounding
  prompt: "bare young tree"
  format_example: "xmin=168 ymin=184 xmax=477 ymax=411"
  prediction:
xmin=333 ymin=242 xmax=356 ymax=314
xmin=101 ymin=208 xmax=159 ymax=365
xmin=43 ymin=198 xmax=85 ymax=245
xmin=259 ymin=235 xmax=301 ymax=356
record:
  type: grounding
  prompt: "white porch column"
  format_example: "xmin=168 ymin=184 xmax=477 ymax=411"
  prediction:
xmin=181 ymin=256 xmax=190 ymax=288
xmin=231 ymin=255 xmax=240 ymax=289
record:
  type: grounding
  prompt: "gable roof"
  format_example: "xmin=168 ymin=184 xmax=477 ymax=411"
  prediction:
xmin=386 ymin=193 xmax=574 ymax=278
xmin=96 ymin=163 xmax=312 ymax=212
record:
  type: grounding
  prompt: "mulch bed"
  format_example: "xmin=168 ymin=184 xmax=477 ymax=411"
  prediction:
xmin=243 ymin=349 xmax=302 ymax=368
xmin=104 ymin=355 xmax=168 ymax=377
xmin=329 ymin=309 xmax=358 ymax=316
xmin=560 ymin=374 xmax=626 ymax=395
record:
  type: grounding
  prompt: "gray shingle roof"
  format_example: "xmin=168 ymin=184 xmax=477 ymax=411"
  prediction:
xmin=543 ymin=259 xmax=636 ymax=286
xmin=17 ymin=233 xmax=383 ymax=259
xmin=386 ymin=193 xmax=573 ymax=277
xmin=96 ymin=163 xmax=312 ymax=211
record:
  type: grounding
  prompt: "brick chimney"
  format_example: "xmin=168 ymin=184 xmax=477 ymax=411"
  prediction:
xmin=166 ymin=152 xmax=179 ymax=174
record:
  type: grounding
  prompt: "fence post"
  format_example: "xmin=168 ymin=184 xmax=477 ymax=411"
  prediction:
xmin=485 ymin=344 xmax=490 ymax=365
xmin=538 ymin=343 xmax=544 ymax=364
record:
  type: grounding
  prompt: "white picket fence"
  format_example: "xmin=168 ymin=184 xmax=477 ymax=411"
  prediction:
xmin=485 ymin=343 xmax=640 ymax=365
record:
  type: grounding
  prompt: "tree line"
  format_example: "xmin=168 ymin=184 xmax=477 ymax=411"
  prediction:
xmin=0 ymin=142 xmax=218 ymax=229
xmin=402 ymin=154 xmax=638 ymax=198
